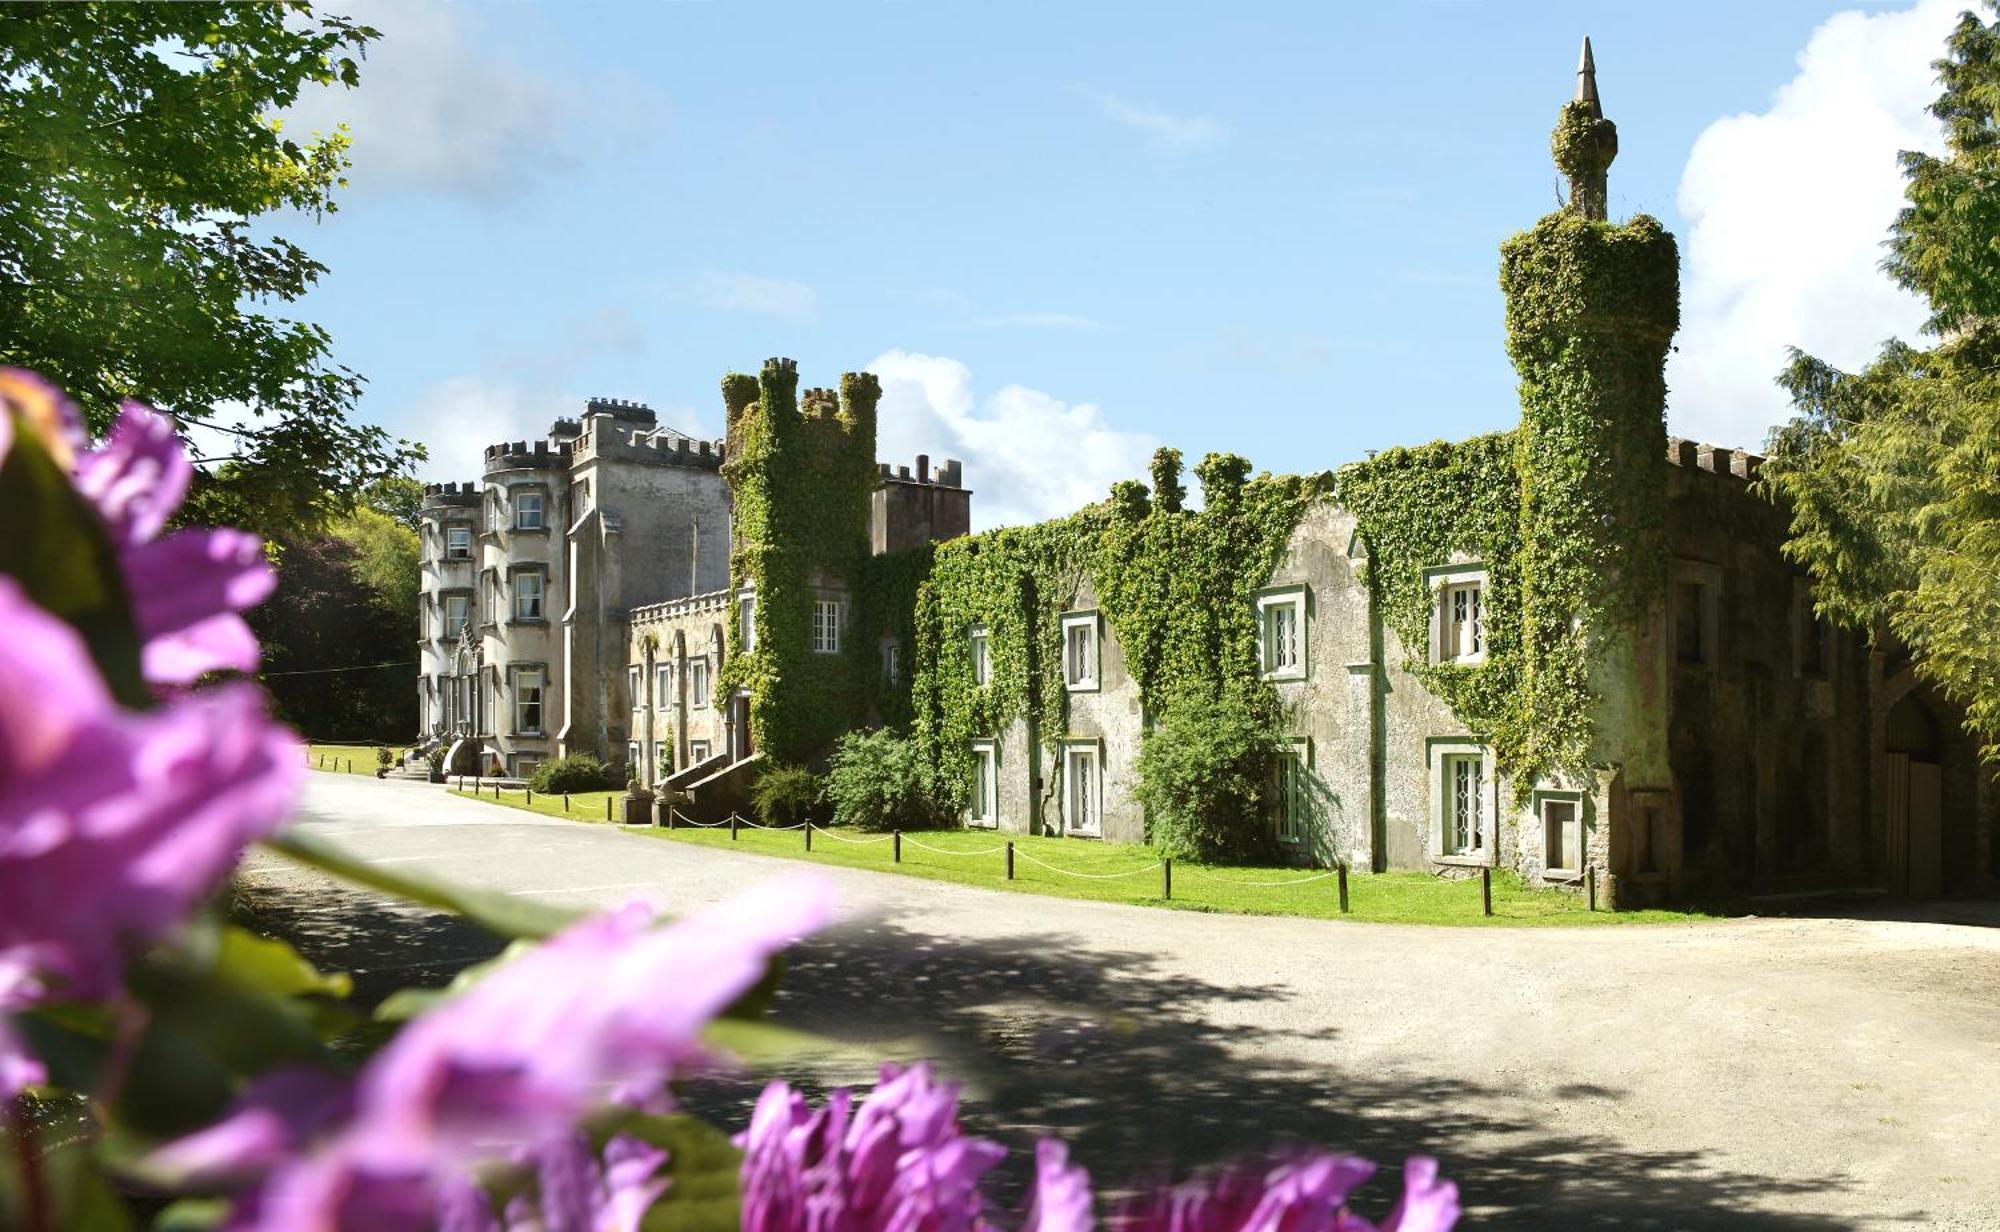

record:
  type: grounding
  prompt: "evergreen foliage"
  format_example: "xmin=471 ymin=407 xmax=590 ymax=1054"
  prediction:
xmin=528 ymin=754 xmax=617 ymax=794
xmin=1761 ymin=3 xmax=2000 ymax=758
xmin=1132 ymin=689 xmax=1285 ymax=863
xmin=824 ymin=728 xmax=939 ymax=831
xmin=752 ymin=764 xmax=823 ymax=827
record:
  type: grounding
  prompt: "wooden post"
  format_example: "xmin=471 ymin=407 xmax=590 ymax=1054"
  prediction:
xmin=318 ymin=754 xmax=325 ymax=768
xmin=603 ymin=796 xmax=611 ymax=821
xmin=1163 ymin=858 xmax=1173 ymax=901
xmin=731 ymin=814 xmax=739 ymax=841
xmin=893 ymin=831 xmax=902 ymax=863
xmin=804 ymin=822 xmax=813 ymax=851
xmin=1006 ymin=842 xmax=1014 ymax=880
xmin=563 ymin=793 xmax=570 ymax=813
xmin=1338 ymin=862 xmax=1350 ymax=914
xmin=667 ymin=807 xmax=677 ymax=830
xmin=526 ymin=788 xmax=533 ymax=807
xmin=1481 ymin=865 xmax=1493 ymax=917
xmin=1587 ymin=865 xmax=1597 ymax=911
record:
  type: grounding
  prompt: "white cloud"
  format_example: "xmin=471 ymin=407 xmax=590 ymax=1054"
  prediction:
xmin=867 ymin=350 xmax=1158 ymax=531
xmin=401 ymin=375 xmax=708 ymax=483
xmin=1667 ymin=0 xmax=1956 ymax=449
xmin=680 ymin=272 xmax=819 ymax=322
xmin=1084 ymin=89 xmax=1223 ymax=151
xmin=284 ymin=2 xmax=661 ymax=203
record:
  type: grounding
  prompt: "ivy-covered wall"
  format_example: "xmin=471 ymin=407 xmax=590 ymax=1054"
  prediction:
xmin=908 ymin=452 xmax=1325 ymax=822
xmin=718 ymin=358 xmax=882 ymax=765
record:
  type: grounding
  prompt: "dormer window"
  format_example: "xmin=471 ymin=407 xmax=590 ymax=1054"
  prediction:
xmin=1427 ymin=565 xmax=1489 ymax=666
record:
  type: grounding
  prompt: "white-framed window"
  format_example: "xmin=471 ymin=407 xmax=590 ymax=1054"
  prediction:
xmin=811 ymin=599 xmax=842 ymax=654
xmin=627 ymin=666 xmax=642 ymax=711
xmin=881 ymin=638 xmax=903 ymax=686
xmin=512 ymin=570 xmax=544 ymax=621
xmin=655 ymin=663 xmax=673 ymax=708
xmin=1428 ymin=741 xmax=1494 ymax=862
xmin=689 ymin=739 xmax=711 ymax=763
xmin=513 ymin=668 xmax=544 ymax=735
xmin=969 ymin=625 xmax=991 ymax=685
xmin=1257 ymin=587 xmax=1308 ymax=680
xmin=445 ymin=525 xmax=472 ymax=560
xmin=1538 ymin=790 xmax=1584 ymax=877
xmin=1063 ymin=742 xmax=1101 ymax=837
xmin=1274 ymin=740 xmax=1309 ymax=843
xmin=514 ymin=490 xmax=545 ymax=531
xmin=688 ymin=658 xmax=710 ymax=709
xmin=443 ymin=593 xmax=470 ymax=639
xmin=1426 ymin=565 xmax=1489 ymax=666
xmin=968 ymin=740 xmax=998 ymax=827
xmin=1061 ymin=612 xmax=1099 ymax=692
xmin=737 ymin=591 xmax=758 ymax=654
xmin=626 ymin=741 xmax=641 ymax=771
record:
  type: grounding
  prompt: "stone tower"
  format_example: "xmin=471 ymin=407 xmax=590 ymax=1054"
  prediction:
xmin=1499 ymin=39 xmax=1683 ymax=904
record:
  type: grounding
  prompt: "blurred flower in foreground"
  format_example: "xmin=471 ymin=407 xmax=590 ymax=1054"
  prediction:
xmin=1115 ymin=1151 xmax=1460 ymax=1232
xmin=0 ymin=578 xmax=300 ymax=1098
xmin=156 ymin=876 xmax=835 ymax=1230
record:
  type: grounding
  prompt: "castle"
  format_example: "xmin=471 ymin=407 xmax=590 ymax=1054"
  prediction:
xmin=418 ymin=44 xmax=1996 ymax=906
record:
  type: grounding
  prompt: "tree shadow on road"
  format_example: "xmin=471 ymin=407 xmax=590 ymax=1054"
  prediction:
xmin=233 ymin=876 xmax=1908 ymax=1230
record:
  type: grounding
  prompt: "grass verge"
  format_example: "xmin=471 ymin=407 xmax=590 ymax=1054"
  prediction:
xmin=446 ymin=787 xmax=1710 ymax=927
xmin=305 ymin=743 xmax=396 ymax=776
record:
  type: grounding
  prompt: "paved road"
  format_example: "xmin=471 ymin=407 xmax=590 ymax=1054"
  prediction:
xmin=237 ymin=774 xmax=2000 ymax=1230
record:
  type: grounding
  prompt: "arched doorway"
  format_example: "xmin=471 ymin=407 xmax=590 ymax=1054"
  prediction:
xmin=1884 ymin=693 xmax=1943 ymax=897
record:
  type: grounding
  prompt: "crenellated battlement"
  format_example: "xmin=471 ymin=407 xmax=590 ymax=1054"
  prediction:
xmin=878 ymin=454 xmax=966 ymax=490
xmin=482 ymin=437 xmax=572 ymax=472
xmin=420 ymin=481 xmax=482 ymax=511
xmin=1666 ymin=436 xmax=1762 ymax=482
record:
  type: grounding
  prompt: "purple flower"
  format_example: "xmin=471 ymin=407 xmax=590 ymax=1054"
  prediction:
xmin=0 ymin=579 xmax=301 ymax=1097
xmin=738 ymin=1061 xmax=1008 ymax=1232
xmin=1112 ymin=1152 xmax=1459 ymax=1232
xmin=165 ymin=876 xmax=833 ymax=1230
xmin=1023 ymin=1139 xmax=1093 ymax=1232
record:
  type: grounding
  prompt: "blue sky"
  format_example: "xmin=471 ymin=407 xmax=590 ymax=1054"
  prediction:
xmin=274 ymin=0 xmax=1962 ymax=527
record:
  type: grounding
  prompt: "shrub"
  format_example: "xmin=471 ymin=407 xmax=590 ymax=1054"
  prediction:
xmin=824 ymin=728 xmax=939 ymax=832
xmin=1133 ymin=689 xmax=1285 ymax=863
xmin=753 ymin=764 xmax=822 ymax=827
xmin=529 ymin=753 xmax=615 ymax=795
xmin=375 ymin=746 xmax=393 ymax=768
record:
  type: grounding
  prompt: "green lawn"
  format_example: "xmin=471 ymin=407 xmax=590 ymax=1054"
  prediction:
xmin=446 ymin=787 xmax=1710 ymax=927
xmin=305 ymin=743 xmax=398 ymax=776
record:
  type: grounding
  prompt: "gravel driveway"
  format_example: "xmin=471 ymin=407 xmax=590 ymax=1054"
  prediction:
xmin=236 ymin=774 xmax=2000 ymax=1229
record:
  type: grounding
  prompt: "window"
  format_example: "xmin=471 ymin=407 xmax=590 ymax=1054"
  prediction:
xmin=445 ymin=525 xmax=472 ymax=560
xmin=881 ymin=638 xmax=903 ymax=686
xmin=654 ymin=663 xmax=673 ymax=708
xmin=627 ymin=666 xmax=642 ymax=711
xmin=1541 ymin=794 xmax=1582 ymax=875
xmin=514 ymin=490 xmax=544 ymax=531
xmin=1063 ymin=744 xmax=1100 ymax=836
xmin=627 ymin=741 xmax=641 ymax=769
xmin=689 ymin=739 xmax=712 ymax=764
xmin=737 ymin=592 xmax=758 ymax=653
xmin=1443 ymin=583 xmax=1483 ymax=662
xmin=514 ymin=669 xmax=544 ymax=735
xmin=512 ymin=571 xmax=544 ymax=621
xmin=1274 ymin=744 xmax=1308 ymax=843
xmin=1442 ymin=753 xmax=1484 ymax=856
xmin=1061 ymin=612 xmax=1099 ymax=691
xmin=968 ymin=741 xmax=998 ymax=827
xmin=811 ymin=599 xmax=841 ymax=654
xmin=1258 ymin=589 xmax=1307 ymax=680
xmin=1674 ymin=581 xmax=1707 ymax=665
xmin=969 ymin=625 xmax=991 ymax=685
xmin=443 ymin=594 xmax=470 ymax=639
xmin=1794 ymin=582 xmax=1833 ymax=678
xmin=688 ymin=658 xmax=710 ymax=709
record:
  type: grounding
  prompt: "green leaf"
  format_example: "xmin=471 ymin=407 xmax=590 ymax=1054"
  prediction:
xmin=0 ymin=413 xmax=148 ymax=707
xmin=214 ymin=926 xmax=352 ymax=1002
xmin=261 ymin=829 xmax=581 ymax=940
xmin=605 ymin=1113 xmax=743 ymax=1232
xmin=699 ymin=1018 xmax=860 ymax=1069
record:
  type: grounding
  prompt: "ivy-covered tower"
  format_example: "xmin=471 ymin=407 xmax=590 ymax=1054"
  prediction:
xmin=718 ymin=357 xmax=883 ymax=765
xmin=1499 ymin=40 xmax=1681 ymax=903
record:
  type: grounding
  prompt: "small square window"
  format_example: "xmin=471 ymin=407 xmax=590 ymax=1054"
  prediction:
xmin=1061 ymin=613 xmax=1099 ymax=691
xmin=512 ymin=571 xmax=544 ymax=621
xmin=811 ymin=599 xmax=841 ymax=654
xmin=514 ymin=491 xmax=544 ymax=531
xmin=689 ymin=739 xmax=712 ymax=764
xmin=969 ymin=625 xmax=991 ymax=685
xmin=446 ymin=526 xmax=472 ymax=560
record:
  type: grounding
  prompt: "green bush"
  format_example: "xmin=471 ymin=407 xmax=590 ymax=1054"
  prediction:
xmin=529 ymin=754 xmax=616 ymax=795
xmin=824 ymin=728 xmax=940 ymax=832
xmin=1133 ymin=689 xmax=1284 ymax=863
xmin=375 ymin=746 xmax=393 ymax=768
xmin=752 ymin=764 xmax=822 ymax=827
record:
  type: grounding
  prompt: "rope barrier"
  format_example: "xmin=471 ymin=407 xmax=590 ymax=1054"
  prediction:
xmin=1176 ymin=866 xmax=1342 ymax=888
xmin=1011 ymin=849 xmax=1165 ymax=880
xmin=668 ymin=808 xmax=730 ymax=829
xmin=733 ymin=817 xmax=807 ymax=832
xmin=899 ymin=836 xmax=1009 ymax=857
xmin=806 ymin=825 xmax=895 ymax=845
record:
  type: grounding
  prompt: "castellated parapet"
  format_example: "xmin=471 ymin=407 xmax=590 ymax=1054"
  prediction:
xmin=872 ymin=452 xmax=971 ymax=554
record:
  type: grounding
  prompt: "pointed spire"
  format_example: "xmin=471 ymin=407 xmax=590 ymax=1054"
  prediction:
xmin=1575 ymin=36 xmax=1601 ymax=116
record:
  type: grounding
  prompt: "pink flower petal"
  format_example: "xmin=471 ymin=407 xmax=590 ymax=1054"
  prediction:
xmin=73 ymin=404 xmax=191 ymax=546
xmin=124 ymin=529 xmax=275 ymax=645
xmin=0 ymin=577 xmax=112 ymax=779
xmin=141 ymin=611 xmax=263 ymax=684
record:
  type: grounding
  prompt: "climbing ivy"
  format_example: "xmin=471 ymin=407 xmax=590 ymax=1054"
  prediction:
xmin=718 ymin=361 xmax=883 ymax=764
xmin=909 ymin=449 xmax=1325 ymax=826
